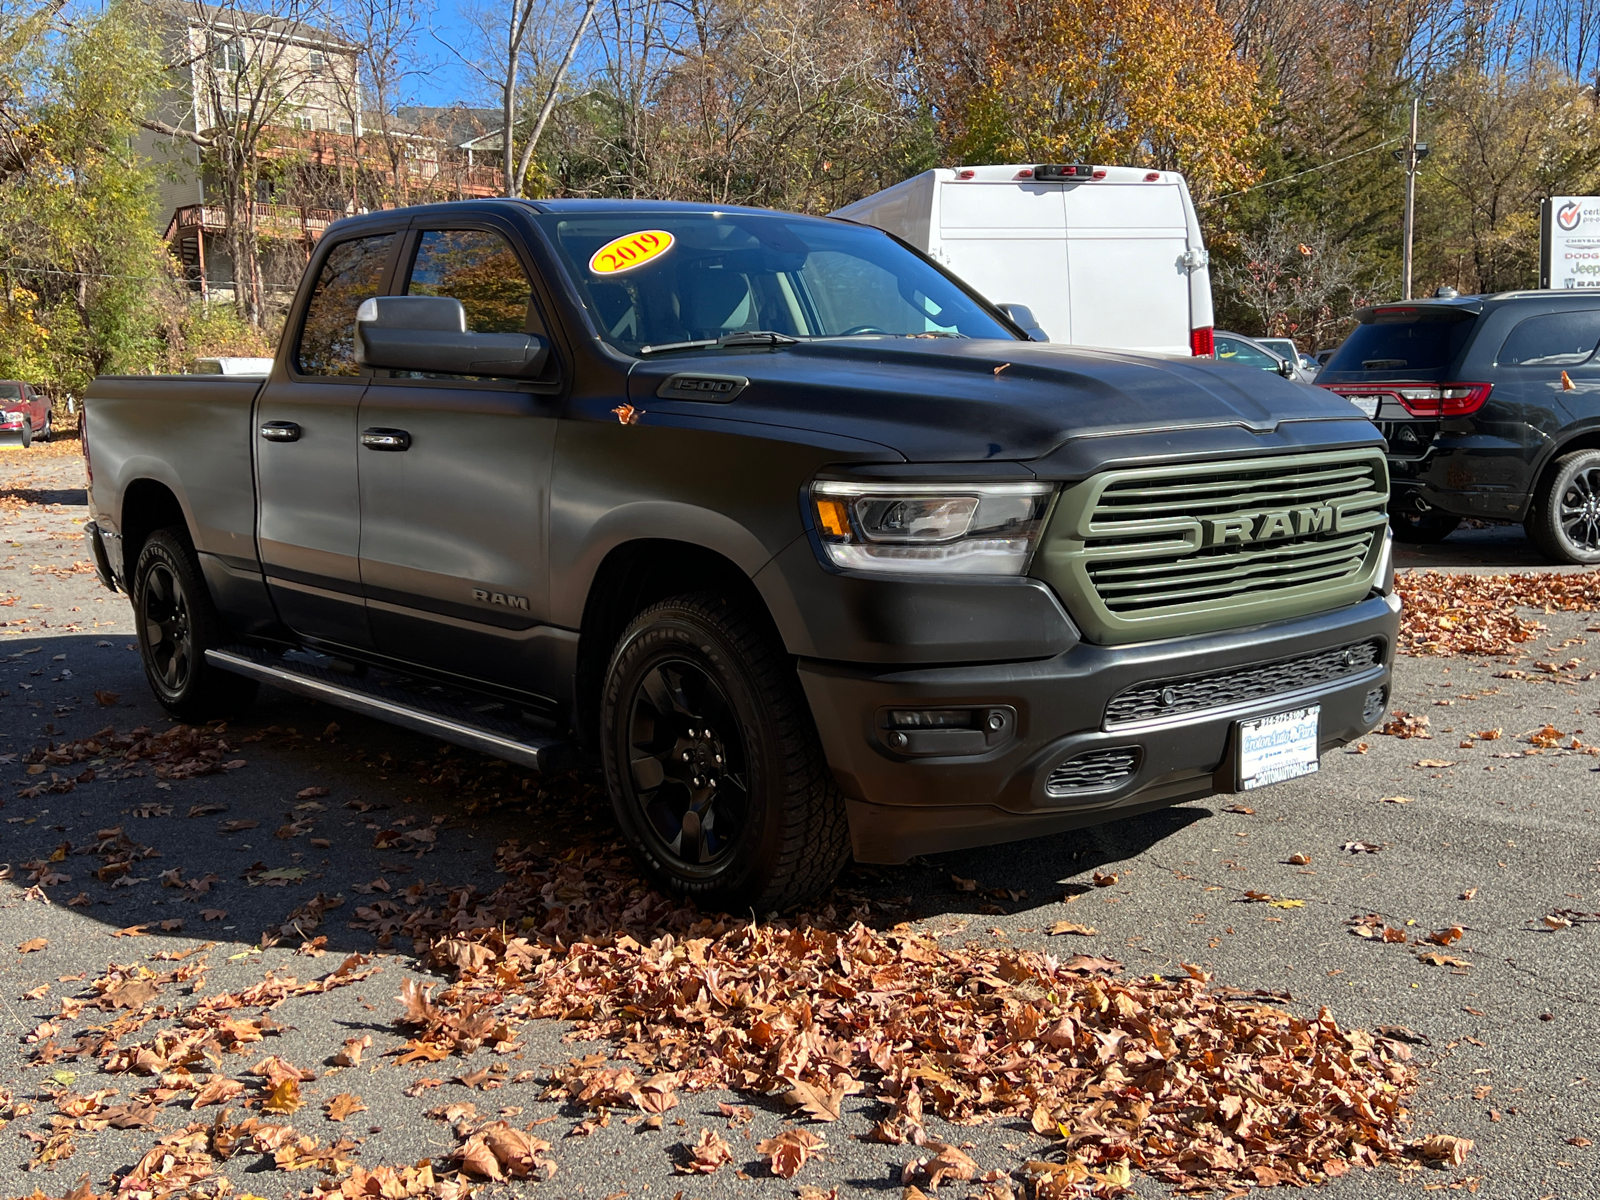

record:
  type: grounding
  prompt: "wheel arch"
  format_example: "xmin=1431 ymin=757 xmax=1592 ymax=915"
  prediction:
xmin=119 ymin=477 xmax=192 ymax=584
xmin=573 ymin=538 xmax=781 ymax=751
xmin=1528 ymin=427 xmax=1600 ymax=518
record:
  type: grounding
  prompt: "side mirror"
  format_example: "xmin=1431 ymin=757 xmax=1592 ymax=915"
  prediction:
xmin=997 ymin=303 xmax=1049 ymax=342
xmin=355 ymin=296 xmax=549 ymax=378
xmin=1276 ymin=358 xmax=1296 ymax=379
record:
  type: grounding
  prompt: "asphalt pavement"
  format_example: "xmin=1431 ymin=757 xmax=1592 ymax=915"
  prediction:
xmin=2 ymin=445 xmax=1597 ymax=1199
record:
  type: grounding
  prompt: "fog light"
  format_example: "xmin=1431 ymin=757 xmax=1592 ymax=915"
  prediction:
xmin=1362 ymin=686 xmax=1387 ymax=726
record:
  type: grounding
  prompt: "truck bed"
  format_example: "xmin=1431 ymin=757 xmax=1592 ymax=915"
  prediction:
xmin=86 ymin=375 xmax=265 ymax=573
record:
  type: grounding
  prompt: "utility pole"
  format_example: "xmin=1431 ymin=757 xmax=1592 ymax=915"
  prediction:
xmin=1402 ymin=96 xmax=1420 ymax=300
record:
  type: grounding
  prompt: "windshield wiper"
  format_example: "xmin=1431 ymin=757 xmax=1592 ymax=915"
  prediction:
xmin=639 ymin=330 xmax=800 ymax=355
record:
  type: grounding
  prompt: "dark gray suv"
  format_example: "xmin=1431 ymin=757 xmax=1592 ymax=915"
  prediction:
xmin=1318 ymin=291 xmax=1600 ymax=563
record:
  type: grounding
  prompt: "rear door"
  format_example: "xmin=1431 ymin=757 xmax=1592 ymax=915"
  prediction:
xmin=356 ymin=219 xmax=563 ymax=695
xmin=936 ymin=182 xmax=1072 ymax=341
xmin=1064 ymin=183 xmax=1190 ymax=353
xmin=256 ymin=228 xmax=401 ymax=649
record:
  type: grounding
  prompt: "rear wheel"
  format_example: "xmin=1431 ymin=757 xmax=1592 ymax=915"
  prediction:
xmin=133 ymin=529 xmax=258 ymax=721
xmin=601 ymin=594 xmax=850 ymax=912
xmin=1389 ymin=493 xmax=1461 ymax=543
xmin=1526 ymin=449 xmax=1600 ymax=565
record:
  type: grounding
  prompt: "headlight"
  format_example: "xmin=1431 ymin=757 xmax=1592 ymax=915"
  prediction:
xmin=810 ymin=480 xmax=1055 ymax=575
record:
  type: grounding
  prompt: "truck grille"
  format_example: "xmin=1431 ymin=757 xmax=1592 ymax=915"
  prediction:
xmin=1104 ymin=639 xmax=1384 ymax=726
xmin=1031 ymin=450 xmax=1389 ymax=644
xmin=1045 ymin=747 xmax=1140 ymax=797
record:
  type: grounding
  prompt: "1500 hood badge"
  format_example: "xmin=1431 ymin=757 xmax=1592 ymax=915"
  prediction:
xmin=1204 ymin=505 xmax=1335 ymax=547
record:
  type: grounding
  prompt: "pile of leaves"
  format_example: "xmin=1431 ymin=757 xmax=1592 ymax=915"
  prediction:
xmin=1397 ymin=569 xmax=1600 ymax=656
xmin=352 ymin=843 xmax=1452 ymax=1196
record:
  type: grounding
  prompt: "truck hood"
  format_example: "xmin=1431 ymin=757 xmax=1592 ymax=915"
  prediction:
xmin=628 ymin=338 xmax=1373 ymax=466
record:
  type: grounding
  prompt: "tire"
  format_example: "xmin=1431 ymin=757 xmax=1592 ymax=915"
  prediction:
xmin=1389 ymin=494 xmax=1461 ymax=543
xmin=601 ymin=593 xmax=851 ymax=912
xmin=38 ymin=412 xmax=50 ymax=442
xmin=132 ymin=529 xmax=258 ymax=721
xmin=17 ymin=420 xmax=30 ymax=449
xmin=1525 ymin=449 xmax=1600 ymax=565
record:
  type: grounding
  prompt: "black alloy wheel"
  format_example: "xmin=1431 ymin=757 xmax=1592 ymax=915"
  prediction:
xmin=133 ymin=529 xmax=258 ymax=720
xmin=1388 ymin=494 xmax=1461 ymax=544
xmin=1527 ymin=449 xmax=1600 ymax=565
xmin=626 ymin=658 xmax=751 ymax=872
xmin=141 ymin=559 xmax=195 ymax=695
xmin=1557 ymin=465 xmax=1600 ymax=553
xmin=601 ymin=593 xmax=851 ymax=911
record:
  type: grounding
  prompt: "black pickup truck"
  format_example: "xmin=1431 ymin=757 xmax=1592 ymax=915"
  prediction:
xmin=83 ymin=199 xmax=1399 ymax=909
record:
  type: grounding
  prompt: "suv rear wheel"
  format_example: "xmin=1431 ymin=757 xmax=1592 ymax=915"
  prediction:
xmin=1526 ymin=449 xmax=1600 ymax=565
xmin=1389 ymin=494 xmax=1461 ymax=543
xmin=601 ymin=593 xmax=850 ymax=912
xmin=133 ymin=529 xmax=259 ymax=721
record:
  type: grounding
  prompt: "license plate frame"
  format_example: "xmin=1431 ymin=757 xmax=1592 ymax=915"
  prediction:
xmin=1235 ymin=705 xmax=1320 ymax=791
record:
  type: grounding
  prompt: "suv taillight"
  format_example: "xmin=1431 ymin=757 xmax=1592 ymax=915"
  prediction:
xmin=1318 ymin=382 xmax=1492 ymax=418
xmin=1190 ymin=327 xmax=1214 ymax=357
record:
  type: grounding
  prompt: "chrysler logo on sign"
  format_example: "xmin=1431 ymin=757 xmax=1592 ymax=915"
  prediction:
xmin=1558 ymin=201 xmax=1584 ymax=232
xmin=1203 ymin=505 xmax=1336 ymax=547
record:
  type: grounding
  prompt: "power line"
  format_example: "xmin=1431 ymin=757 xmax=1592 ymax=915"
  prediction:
xmin=1205 ymin=137 xmax=1405 ymax=203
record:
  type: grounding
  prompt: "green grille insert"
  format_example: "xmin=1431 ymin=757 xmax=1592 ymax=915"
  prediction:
xmin=1032 ymin=449 xmax=1389 ymax=644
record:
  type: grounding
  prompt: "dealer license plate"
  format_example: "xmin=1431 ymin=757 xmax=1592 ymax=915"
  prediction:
xmin=1236 ymin=705 xmax=1320 ymax=791
xmin=1348 ymin=395 xmax=1379 ymax=418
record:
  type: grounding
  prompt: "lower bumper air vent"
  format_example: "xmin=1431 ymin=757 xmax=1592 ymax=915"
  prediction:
xmin=1045 ymin=747 xmax=1141 ymax=798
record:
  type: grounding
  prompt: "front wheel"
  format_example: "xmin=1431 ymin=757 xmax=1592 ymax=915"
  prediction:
xmin=38 ymin=412 xmax=50 ymax=442
xmin=601 ymin=594 xmax=850 ymax=912
xmin=1526 ymin=449 xmax=1600 ymax=565
xmin=1389 ymin=494 xmax=1461 ymax=543
xmin=133 ymin=529 xmax=258 ymax=721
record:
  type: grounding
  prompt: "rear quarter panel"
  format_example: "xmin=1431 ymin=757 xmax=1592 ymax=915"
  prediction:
xmin=85 ymin=376 xmax=264 ymax=569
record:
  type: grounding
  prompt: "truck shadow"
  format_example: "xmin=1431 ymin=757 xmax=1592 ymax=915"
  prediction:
xmin=4 ymin=630 xmax=1210 ymax=956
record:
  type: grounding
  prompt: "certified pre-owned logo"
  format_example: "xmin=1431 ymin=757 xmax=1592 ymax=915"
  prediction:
xmin=1204 ymin=505 xmax=1335 ymax=547
xmin=472 ymin=588 xmax=529 ymax=610
xmin=1558 ymin=201 xmax=1584 ymax=232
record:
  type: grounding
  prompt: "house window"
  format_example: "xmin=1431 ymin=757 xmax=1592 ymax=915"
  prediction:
xmin=337 ymin=120 xmax=353 ymax=135
xmin=292 ymin=114 xmax=314 ymax=131
xmin=308 ymin=50 xmax=325 ymax=76
xmin=213 ymin=39 xmax=243 ymax=73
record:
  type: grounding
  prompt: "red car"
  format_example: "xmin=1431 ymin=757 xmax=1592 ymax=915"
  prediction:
xmin=0 ymin=381 xmax=50 ymax=447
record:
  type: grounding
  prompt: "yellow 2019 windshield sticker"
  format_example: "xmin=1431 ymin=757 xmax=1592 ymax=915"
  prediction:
xmin=589 ymin=230 xmax=674 ymax=275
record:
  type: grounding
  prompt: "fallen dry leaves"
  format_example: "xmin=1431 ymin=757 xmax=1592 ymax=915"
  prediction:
xmin=1397 ymin=569 xmax=1600 ymax=656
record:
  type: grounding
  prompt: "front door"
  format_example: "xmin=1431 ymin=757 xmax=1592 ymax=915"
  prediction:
xmin=256 ymin=230 xmax=399 ymax=649
xmin=356 ymin=222 xmax=562 ymax=694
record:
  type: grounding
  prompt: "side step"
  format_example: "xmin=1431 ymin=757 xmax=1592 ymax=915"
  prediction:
xmin=206 ymin=646 xmax=572 ymax=772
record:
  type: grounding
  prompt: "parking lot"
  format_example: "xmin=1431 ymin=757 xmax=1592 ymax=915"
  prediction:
xmin=2 ymin=444 xmax=1597 ymax=1199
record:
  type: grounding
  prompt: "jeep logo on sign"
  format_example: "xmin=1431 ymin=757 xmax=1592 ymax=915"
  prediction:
xmin=472 ymin=588 xmax=529 ymax=610
xmin=1204 ymin=505 xmax=1335 ymax=547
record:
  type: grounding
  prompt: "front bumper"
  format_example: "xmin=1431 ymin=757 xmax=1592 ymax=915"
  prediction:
xmin=801 ymin=591 xmax=1400 ymax=863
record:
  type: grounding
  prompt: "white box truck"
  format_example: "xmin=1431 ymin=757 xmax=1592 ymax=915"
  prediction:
xmin=832 ymin=163 xmax=1214 ymax=356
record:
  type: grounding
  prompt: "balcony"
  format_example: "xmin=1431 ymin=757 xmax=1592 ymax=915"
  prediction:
xmin=164 ymin=203 xmax=343 ymax=243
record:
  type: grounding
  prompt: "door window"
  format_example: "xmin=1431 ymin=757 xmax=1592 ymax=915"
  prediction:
xmin=405 ymin=229 xmax=539 ymax=335
xmin=1496 ymin=311 xmax=1600 ymax=367
xmin=295 ymin=233 xmax=397 ymax=376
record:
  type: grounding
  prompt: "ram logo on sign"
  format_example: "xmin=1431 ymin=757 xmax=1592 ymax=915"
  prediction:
xmin=1541 ymin=196 xmax=1600 ymax=290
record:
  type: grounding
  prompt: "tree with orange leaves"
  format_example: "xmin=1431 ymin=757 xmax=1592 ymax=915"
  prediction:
xmin=891 ymin=0 xmax=1266 ymax=200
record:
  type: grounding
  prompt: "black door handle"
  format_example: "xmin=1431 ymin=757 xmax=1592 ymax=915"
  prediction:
xmin=259 ymin=421 xmax=301 ymax=442
xmin=360 ymin=428 xmax=411 ymax=451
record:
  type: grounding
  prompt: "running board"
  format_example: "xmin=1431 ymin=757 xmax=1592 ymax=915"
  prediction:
xmin=206 ymin=646 xmax=571 ymax=773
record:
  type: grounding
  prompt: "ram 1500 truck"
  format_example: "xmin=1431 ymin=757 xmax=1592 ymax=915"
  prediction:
xmin=83 ymin=199 xmax=1400 ymax=909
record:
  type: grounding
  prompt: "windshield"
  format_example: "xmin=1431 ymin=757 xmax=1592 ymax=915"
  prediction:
xmin=533 ymin=211 xmax=1015 ymax=355
xmin=1322 ymin=307 xmax=1477 ymax=380
xmin=0 ymin=384 xmax=21 ymax=400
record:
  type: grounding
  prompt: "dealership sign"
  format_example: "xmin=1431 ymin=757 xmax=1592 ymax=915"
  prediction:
xmin=1541 ymin=196 xmax=1600 ymax=289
